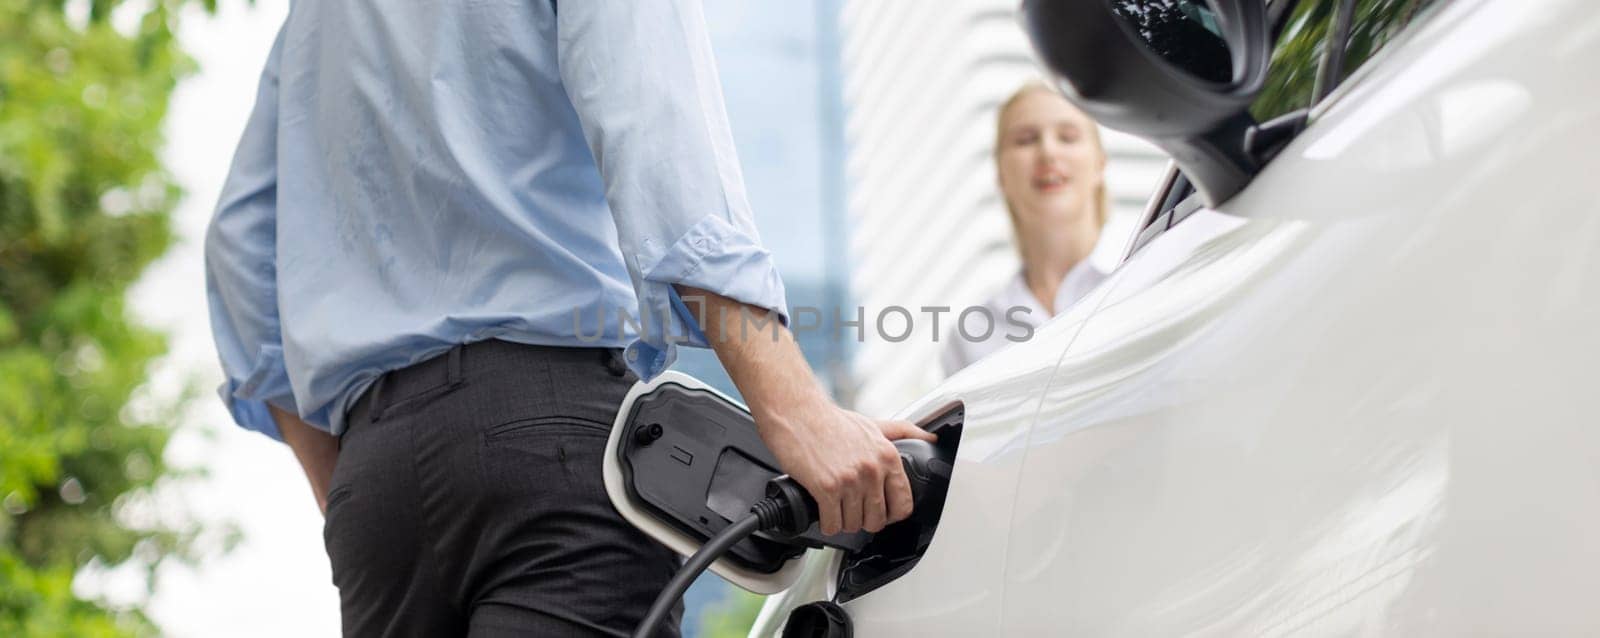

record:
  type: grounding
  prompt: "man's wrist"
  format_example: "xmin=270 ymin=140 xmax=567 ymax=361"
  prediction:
xmin=750 ymin=383 xmax=831 ymax=432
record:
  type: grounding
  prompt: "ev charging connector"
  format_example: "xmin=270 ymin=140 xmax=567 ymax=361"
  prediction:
xmin=600 ymin=372 xmax=954 ymax=638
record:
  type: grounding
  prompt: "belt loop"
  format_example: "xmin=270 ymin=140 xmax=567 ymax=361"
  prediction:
xmin=367 ymin=373 xmax=388 ymax=423
xmin=447 ymin=344 xmax=464 ymax=386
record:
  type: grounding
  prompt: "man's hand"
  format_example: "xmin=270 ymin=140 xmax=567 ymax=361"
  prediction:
xmin=270 ymin=405 xmax=339 ymax=515
xmin=677 ymin=286 xmax=936 ymax=535
xmin=756 ymin=402 xmax=935 ymax=535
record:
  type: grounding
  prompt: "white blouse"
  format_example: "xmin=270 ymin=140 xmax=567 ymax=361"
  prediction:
xmin=940 ymin=260 xmax=1109 ymax=377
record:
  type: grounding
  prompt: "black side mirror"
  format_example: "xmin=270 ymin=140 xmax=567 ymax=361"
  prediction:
xmin=1021 ymin=0 xmax=1271 ymax=206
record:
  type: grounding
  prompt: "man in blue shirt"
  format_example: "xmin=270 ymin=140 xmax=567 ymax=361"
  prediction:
xmin=204 ymin=1 xmax=932 ymax=635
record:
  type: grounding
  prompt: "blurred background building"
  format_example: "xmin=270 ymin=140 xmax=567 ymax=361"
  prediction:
xmin=837 ymin=0 xmax=1169 ymax=416
xmin=667 ymin=0 xmax=853 ymax=406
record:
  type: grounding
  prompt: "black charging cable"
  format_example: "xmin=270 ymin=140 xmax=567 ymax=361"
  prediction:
xmin=633 ymin=438 xmax=947 ymax=637
xmin=632 ymin=477 xmax=814 ymax=638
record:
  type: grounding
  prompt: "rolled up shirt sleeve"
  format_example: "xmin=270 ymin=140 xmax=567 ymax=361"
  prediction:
xmin=555 ymin=0 xmax=788 ymax=379
xmin=204 ymin=27 xmax=298 ymax=441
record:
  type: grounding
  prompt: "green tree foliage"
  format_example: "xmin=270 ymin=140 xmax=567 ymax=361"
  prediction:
xmin=697 ymin=591 xmax=764 ymax=638
xmin=1 ymin=0 xmax=217 ymax=635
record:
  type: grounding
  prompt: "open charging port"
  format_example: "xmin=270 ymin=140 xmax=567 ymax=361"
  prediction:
xmin=836 ymin=404 xmax=963 ymax=602
xmin=602 ymin=372 xmax=962 ymax=601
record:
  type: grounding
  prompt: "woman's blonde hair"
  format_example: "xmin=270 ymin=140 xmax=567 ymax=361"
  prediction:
xmin=994 ymin=81 xmax=1109 ymax=227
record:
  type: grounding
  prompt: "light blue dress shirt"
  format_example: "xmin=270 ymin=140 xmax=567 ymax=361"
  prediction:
xmin=205 ymin=0 xmax=788 ymax=440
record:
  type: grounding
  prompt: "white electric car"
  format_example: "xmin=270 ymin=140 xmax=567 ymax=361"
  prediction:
xmin=737 ymin=0 xmax=1600 ymax=634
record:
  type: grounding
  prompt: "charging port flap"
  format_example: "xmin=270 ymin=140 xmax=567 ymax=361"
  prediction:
xmin=834 ymin=404 xmax=962 ymax=603
xmin=602 ymin=372 xmax=809 ymax=594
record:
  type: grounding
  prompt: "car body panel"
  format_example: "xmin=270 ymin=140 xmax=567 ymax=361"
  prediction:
xmin=757 ymin=0 xmax=1600 ymax=634
xmin=998 ymin=2 xmax=1600 ymax=633
xmin=752 ymin=292 xmax=1103 ymax=635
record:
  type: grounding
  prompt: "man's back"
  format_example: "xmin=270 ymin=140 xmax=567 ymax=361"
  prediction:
xmin=207 ymin=4 xmax=934 ymax=634
xmin=207 ymin=0 xmax=779 ymax=436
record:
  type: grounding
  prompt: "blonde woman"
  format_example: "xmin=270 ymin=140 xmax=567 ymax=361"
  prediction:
xmin=942 ymin=83 xmax=1111 ymax=376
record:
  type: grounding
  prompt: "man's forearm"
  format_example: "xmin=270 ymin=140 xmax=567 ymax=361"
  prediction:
xmin=676 ymin=286 xmax=825 ymax=427
xmin=270 ymin=405 xmax=339 ymax=515
xmin=675 ymin=285 xmax=933 ymax=535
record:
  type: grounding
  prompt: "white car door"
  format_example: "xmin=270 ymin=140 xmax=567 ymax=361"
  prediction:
xmin=1001 ymin=0 xmax=1600 ymax=635
xmin=756 ymin=0 xmax=1600 ymax=635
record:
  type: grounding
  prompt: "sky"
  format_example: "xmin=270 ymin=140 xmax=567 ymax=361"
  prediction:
xmin=94 ymin=1 xmax=842 ymax=635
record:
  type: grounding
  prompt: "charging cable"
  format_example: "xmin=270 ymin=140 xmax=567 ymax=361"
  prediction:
xmin=633 ymin=438 xmax=947 ymax=637
xmin=632 ymin=477 xmax=815 ymax=638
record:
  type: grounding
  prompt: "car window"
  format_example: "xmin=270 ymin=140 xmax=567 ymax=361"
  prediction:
xmin=1254 ymin=0 xmax=1442 ymax=120
xmin=1336 ymin=0 xmax=1442 ymax=86
xmin=1131 ymin=0 xmax=1442 ymax=259
xmin=1251 ymin=1 xmax=1337 ymax=121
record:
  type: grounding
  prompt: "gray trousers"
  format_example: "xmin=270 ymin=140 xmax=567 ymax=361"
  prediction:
xmin=325 ymin=339 xmax=683 ymax=637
